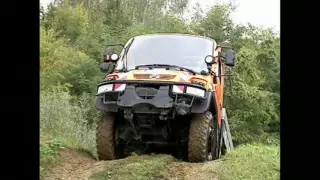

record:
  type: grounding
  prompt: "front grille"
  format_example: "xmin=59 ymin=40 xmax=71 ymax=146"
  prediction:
xmin=133 ymin=74 xmax=176 ymax=80
xmin=135 ymin=87 xmax=158 ymax=99
xmin=191 ymin=81 xmax=205 ymax=87
xmin=103 ymin=93 xmax=118 ymax=103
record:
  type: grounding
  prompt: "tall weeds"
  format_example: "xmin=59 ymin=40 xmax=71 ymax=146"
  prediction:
xmin=40 ymin=87 xmax=97 ymax=156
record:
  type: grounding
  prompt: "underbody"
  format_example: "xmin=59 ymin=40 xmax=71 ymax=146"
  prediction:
xmin=114 ymin=112 xmax=192 ymax=157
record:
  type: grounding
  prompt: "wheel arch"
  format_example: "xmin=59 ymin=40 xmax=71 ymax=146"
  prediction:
xmin=209 ymin=90 xmax=218 ymax=116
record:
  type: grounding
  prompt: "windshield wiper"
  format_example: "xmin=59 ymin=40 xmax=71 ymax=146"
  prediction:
xmin=135 ymin=64 xmax=197 ymax=75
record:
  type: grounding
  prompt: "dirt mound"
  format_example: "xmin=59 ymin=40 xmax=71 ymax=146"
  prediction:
xmin=44 ymin=149 xmax=221 ymax=180
xmin=161 ymin=160 xmax=221 ymax=180
xmin=44 ymin=148 xmax=108 ymax=180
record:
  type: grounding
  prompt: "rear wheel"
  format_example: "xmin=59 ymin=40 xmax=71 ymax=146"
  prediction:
xmin=96 ymin=112 xmax=124 ymax=160
xmin=212 ymin=117 xmax=222 ymax=160
xmin=188 ymin=111 xmax=216 ymax=162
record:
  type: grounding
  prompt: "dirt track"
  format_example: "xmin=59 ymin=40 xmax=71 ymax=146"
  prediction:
xmin=44 ymin=148 xmax=221 ymax=180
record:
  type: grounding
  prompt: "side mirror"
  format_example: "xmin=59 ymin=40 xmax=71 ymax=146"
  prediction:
xmin=225 ymin=49 xmax=236 ymax=67
xmin=100 ymin=62 xmax=110 ymax=73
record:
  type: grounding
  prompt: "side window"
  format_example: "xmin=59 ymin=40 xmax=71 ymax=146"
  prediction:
xmin=115 ymin=38 xmax=133 ymax=71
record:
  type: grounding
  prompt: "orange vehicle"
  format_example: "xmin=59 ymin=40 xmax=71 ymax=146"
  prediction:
xmin=95 ymin=34 xmax=236 ymax=162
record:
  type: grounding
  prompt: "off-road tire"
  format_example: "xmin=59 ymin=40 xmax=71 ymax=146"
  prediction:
xmin=213 ymin=119 xmax=222 ymax=160
xmin=188 ymin=111 xmax=213 ymax=162
xmin=96 ymin=112 xmax=124 ymax=160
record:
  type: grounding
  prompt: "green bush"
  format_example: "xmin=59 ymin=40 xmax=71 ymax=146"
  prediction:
xmin=51 ymin=2 xmax=89 ymax=43
xmin=40 ymin=134 xmax=65 ymax=178
xmin=40 ymin=27 xmax=102 ymax=95
xmin=40 ymin=87 xmax=97 ymax=156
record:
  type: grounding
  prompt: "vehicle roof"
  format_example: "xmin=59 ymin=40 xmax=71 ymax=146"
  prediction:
xmin=133 ymin=33 xmax=217 ymax=44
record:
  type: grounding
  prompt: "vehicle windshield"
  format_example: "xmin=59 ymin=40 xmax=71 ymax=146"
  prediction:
xmin=117 ymin=34 xmax=215 ymax=74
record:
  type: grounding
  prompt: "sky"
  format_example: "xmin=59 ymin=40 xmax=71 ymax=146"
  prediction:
xmin=40 ymin=0 xmax=280 ymax=32
xmin=189 ymin=0 xmax=280 ymax=32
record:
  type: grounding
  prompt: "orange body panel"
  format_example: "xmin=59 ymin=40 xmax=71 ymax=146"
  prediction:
xmin=212 ymin=46 xmax=224 ymax=128
xmin=108 ymin=69 xmax=214 ymax=89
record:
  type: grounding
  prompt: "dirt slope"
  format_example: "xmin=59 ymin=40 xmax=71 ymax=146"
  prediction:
xmin=162 ymin=161 xmax=221 ymax=180
xmin=45 ymin=149 xmax=108 ymax=180
xmin=44 ymin=149 xmax=221 ymax=180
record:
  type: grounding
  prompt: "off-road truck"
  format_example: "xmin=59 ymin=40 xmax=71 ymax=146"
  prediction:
xmin=95 ymin=34 xmax=236 ymax=162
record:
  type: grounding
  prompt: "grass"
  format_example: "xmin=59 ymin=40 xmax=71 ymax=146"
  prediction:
xmin=90 ymin=143 xmax=279 ymax=180
xmin=91 ymin=154 xmax=176 ymax=180
xmin=40 ymin=88 xmax=98 ymax=178
xmin=218 ymin=143 xmax=280 ymax=180
xmin=40 ymin=133 xmax=65 ymax=178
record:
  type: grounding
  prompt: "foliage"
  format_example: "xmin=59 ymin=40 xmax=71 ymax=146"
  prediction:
xmin=40 ymin=27 xmax=102 ymax=95
xmin=39 ymin=87 xmax=98 ymax=178
xmin=52 ymin=3 xmax=89 ymax=42
xmin=40 ymin=87 xmax=97 ymax=155
xmin=192 ymin=2 xmax=236 ymax=43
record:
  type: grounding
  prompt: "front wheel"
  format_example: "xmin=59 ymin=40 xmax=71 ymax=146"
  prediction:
xmin=96 ymin=112 xmax=124 ymax=160
xmin=188 ymin=111 xmax=218 ymax=162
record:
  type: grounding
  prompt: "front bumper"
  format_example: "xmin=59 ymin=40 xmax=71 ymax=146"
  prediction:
xmin=95 ymin=80 xmax=213 ymax=114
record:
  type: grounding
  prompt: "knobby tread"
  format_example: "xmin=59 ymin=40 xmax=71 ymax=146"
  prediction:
xmin=96 ymin=113 xmax=116 ymax=160
xmin=188 ymin=111 xmax=213 ymax=162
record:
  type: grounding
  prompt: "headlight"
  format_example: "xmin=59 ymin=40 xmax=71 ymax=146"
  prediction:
xmin=172 ymin=85 xmax=185 ymax=93
xmin=186 ymin=86 xmax=205 ymax=98
xmin=97 ymin=84 xmax=113 ymax=94
xmin=205 ymin=55 xmax=214 ymax=63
